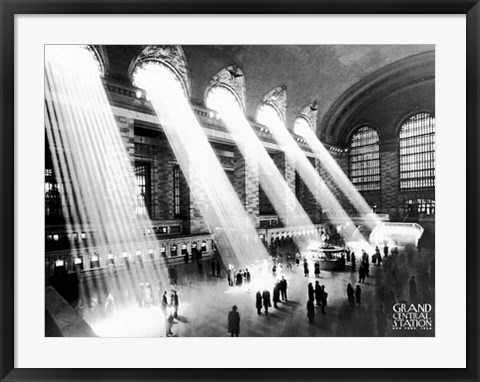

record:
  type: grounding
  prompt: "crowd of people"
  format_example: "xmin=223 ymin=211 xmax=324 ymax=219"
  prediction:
xmin=227 ymin=266 xmax=251 ymax=287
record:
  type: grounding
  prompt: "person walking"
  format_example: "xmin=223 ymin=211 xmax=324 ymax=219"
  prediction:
xmin=256 ymin=290 xmax=263 ymax=315
xmin=307 ymin=298 xmax=315 ymax=323
xmin=355 ymin=285 xmax=362 ymax=307
xmin=262 ymin=289 xmax=272 ymax=315
xmin=314 ymin=262 xmax=321 ymax=278
xmin=347 ymin=283 xmax=355 ymax=308
xmin=314 ymin=281 xmax=322 ymax=306
xmin=320 ymin=285 xmax=328 ymax=314
xmin=351 ymin=253 xmax=356 ymax=271
xmin=227 ymin=305 xmax=240 ymax=337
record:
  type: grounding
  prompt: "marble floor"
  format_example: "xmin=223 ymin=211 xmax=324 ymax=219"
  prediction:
xmin=72 ymin=248 xmax=434 ymax=338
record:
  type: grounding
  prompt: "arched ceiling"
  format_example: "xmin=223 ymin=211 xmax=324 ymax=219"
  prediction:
xmin=103 ymin=44 xmax=434 ymax=141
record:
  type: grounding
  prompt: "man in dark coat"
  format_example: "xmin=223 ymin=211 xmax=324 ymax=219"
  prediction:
xmin=314 ymin=281 xmax=322 ymax=306
xmin=236 ymin=271 xmax=243 ymax=286
xmin=347 ymin=283 xmax=355 ymax=308
xmin=351 ymin=253 xmax=356 ymax=271
xmin=383 ymin=244 xmax=389 ymax=258
xmin=215 ymin=260 xmax=221 ymax=277
xmin=161 ymin=291 xmax=168 ymax=317
xmin=279 ymin=276 xmax=287 ymax=301
xmin=308 ymin=282 xmax=315 ymax=302
xmin=228 ymin=305 xmax=240 ymax=337
xmin=303 ymin=259 xmax=309 ymax=277
xmin=262 ymin=289 xmax=271 ymax=315
xmin=314 ymin=262 xmax=320 ymax=278
xmin=255 ymin=291 xmax=263 ymax=315
xmin=211 ymin=260 xmax=216 ymax=276
xmin=171 ymin=290 xmax=179 ymax=319
xmin=273 ymin=283 xmax=280 ymax=308
xmin=359 ymin=264 xmax=366 ymax=283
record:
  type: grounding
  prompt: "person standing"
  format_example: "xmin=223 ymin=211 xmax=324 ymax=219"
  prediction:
xmin=307 ymin=298 xmax=315 ymax=323
xmin=303 ymin=259 xmax=309 ymax=277
xmin=314 ymin=281 xmax=322 ymax=306
xmin=236 ymin=271 xmax=243 ymax=286
xmin=355 ymin=285 xmax=362 ymax=307
xmin=227 ymin=305 xmax=240 ymax=337
xmin=161 ymin=291 xmax=168 ymax=317
xmin=256 ymin=290 xmax=263 ymax=315
xmin=358 ymin=264 xmax=365 ymax=283
xmin=308 ymin=282 xmax=315 ymax=302
xmin=314 ymin=262 xmax=321 ymax=278
xmin=279 ymin=276 xmax=287 ymax=301
xmin=215 ymin=260 xmax=221 ymax=277
xmin=171 ymin=290 xmax=179 ymax=319
xmin=320 ymin=285 xmax=328 ymax=314
xmin=351 ymin=253 xmax=356 ymax=271
xmin=262 ymin=289 xmax=271 ymax=315
xmin=273 ymin=282 xmax=280 ymax=309
xmin=347 ymin=283 xmax=355 ymax=308
xmin=245 ymin=269 xmax=251 ymax=284
xmin=383 ymin=244 xmax=389 ymax=258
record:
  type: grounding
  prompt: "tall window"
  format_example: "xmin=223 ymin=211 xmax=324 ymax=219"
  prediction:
xmin=404 ymin=199 xmax=435 ymax=216
xmin=348 ymin=126 xmax=380 ymax=191
xmin=45 ymin=168 xmax=62 ymax=218
xmin=135 ymin=162 xmax=151 ymax=216
xmin=257 ymin=104 xmax=284 ymax=130
xmin=399 ymin=113 xmax=435 ymax=190
xmin=173 ymin=165 xmax=181 ymax=216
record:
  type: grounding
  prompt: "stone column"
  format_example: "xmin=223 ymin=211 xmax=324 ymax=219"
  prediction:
xmin=233 ymin=146 xmax=259 ymax=227
xmin=380 ymin=138 xmax=400 ymax=218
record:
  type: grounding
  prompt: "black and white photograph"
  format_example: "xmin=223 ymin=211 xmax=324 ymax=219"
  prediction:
xmin=44 ymin=44 xmax=435 ymax=338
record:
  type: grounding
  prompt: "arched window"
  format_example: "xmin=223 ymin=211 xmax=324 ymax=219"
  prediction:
xmin=205 ymin=85 xmax=242 ymax=117
xmin=293 ymin=117 xmax=312 ymax=138
xmin=257 ymin=103 xmax=284 ymax=131
xmin=348 ymin=126 xmax=380 ymax=191
xmin=399 ymin=113 xmax=435 ymax=190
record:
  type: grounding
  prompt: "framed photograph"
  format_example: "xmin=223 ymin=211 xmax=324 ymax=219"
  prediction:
xmin=1 ymin=1 xmax=478 ymax=381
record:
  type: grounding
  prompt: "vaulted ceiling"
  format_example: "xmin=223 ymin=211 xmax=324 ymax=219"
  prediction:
xmin=102 ymin=45 xmax=434 ymax=143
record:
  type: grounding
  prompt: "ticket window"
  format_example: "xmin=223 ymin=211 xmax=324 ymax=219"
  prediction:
xmin=74 ymin=256 xmax=84 ymax=271
xmin=170 ymin=245 xmax=177 ymax=257
xmin=90 ymin=254 xmax=100 ymax=269
xmin=107 ymin=253 xmax=115 ymax=266
xmin=54 ymin=258 xmax=66 ymax=277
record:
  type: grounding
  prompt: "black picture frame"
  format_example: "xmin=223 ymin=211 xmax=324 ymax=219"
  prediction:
xmin=1 ymin=1 xmax=479 ymax=381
